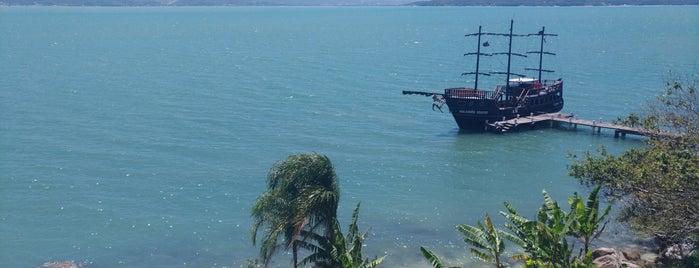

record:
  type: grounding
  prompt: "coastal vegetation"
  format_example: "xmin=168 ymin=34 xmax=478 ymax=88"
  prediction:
xmin=421 ymin=213 xmax=508 ymax=268
xmin=251 ymin=153 xmax=385 ymax=268
xmin=248 ymin=75 xmax=697 ymax=267
xmin=418 ymin=74 xmax=697 ymax=267
xmin=248 ymin=77 xmax=697 ymax=267
xmin=569 ymin=74 xmax=699 ymax=265
xmin=421 ymin=186 xmax=609 ymax=268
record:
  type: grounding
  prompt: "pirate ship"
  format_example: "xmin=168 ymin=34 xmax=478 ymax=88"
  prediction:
xmin=404 ymin=20 xmax=563 ymax=129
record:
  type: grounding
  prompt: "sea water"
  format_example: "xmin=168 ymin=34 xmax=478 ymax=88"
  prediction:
xmin=1 ymin=6 xmax=697 ymax=268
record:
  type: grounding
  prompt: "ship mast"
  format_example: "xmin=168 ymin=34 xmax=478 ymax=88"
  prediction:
xmin=463 ymin=26 xmax=492 ymax=90
xmin=489 ymin=20 xmax=527 ymax=96
xmin=463 ymin=20 xmax=532 ymax=95
xmin=526 ymin=26 xmax=557 ymax=82
xmin=505 ymin=20 xmax=515 ymax=88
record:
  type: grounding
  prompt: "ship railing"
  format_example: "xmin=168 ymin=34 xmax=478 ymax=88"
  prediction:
xmin=529 ymin=79 xmax=562 ymax=95
xmin=517 ymin=89 xmax=530 ymax=107
xmin=493 ymin=85 xmax=506 ymax=100
xmin=445 ymin=87 xmax=497 ymax=99
xmin=540 ymin=79 xmax=562 ymax=87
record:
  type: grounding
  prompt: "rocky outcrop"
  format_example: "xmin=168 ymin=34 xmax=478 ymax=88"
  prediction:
xmin=622 ymin=248 xmax=641 ymax=261
xmin=592 ymin=247 xmax=654 ymax=268
xmin=662 ymin=241 xmax=697 ymax=261
xmin=37 ymin=261 xmax=82 ymax=268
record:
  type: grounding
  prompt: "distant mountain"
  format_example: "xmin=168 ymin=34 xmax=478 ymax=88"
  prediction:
xmin=408 ymin=0 xmax=699 ymax=6
xmin=2 ymin=0 xmax=696 ymax=5
xmin=0 ymin=0 xmax=416 ymax=6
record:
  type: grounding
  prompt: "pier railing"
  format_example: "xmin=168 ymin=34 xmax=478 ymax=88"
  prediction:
xmin=486 ymin=112 xmax=677 ymax=138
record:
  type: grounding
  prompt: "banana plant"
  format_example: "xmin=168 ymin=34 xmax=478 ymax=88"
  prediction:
xmin=422 ymin=213 xmax=510 ymax=268
xmin=457 ymin=213 xmax=508 ymax=268
xmin=424 ymin=188 xmax=607 ymax=268
xmin=336 ymin=202 xmax=387 ymax=268
xmin=420 ymin=246 xmax=445 ymax=268
xmin=302 ymin=202 xmax=386 ymax=268
xmin=568 ymin=185 xmax=611 ymax=258
xmin=500 ymin=190 xmax=579 ymax=268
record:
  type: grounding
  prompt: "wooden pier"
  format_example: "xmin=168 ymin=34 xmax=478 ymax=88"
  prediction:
xmin=486 ymin=112 xmax=652 ymax=138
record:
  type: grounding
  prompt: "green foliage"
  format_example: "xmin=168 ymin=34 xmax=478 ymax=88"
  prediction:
xmin=251 ymin=154 xmax=383 ymax=268
xmin=570 ymin=74 xmax=699 ymax=254
xmin=500 ymin=190 xmax=579 ymax=268
xmin=245 ymin=259 xmax=259 ymax=268
xmin=421 ymin=213 xmax=509 ymax=268
xmin=423 ymin=188 xmax=608 ymax=268
xmin=498 ymin=188 xmax=609 ymax=267
xmin=456 ymin=213 xmax=507 ymax=268
xmin=251 ymin=153 xmax=340 ymax=268
xmin=420 ymin=246 xmax=445 ymax=268
xmin=666 ymin=250 xmax=699 ymax=268
xmin=302 ymin=202 xmax=386 ymax=268
xmin=568 ymin=185 xmax=611 ymax=257
xmin=570 ymin=144 xmax=699 ymax=249
xmin=336 ymin=203 xmax=387 ymax=268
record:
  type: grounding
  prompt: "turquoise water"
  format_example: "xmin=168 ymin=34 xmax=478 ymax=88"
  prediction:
xmin=1 ymin=6 xmax=698 ymax=268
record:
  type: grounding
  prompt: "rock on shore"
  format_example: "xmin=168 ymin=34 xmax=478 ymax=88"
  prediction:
xmin=592 ymin=247 xmax=658 ymax=268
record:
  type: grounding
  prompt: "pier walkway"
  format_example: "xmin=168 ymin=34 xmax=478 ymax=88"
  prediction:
xmin=486 ymin=112 xmax=653 ymax=138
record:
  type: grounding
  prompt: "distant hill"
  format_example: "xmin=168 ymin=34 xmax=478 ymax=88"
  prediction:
xmin=0 ymin=0 xmax=416 ymax=6
xmin=408 ymin=0 xmax=699 ymax=6
xmin=2 ymin=0 xmax=696 ymax=5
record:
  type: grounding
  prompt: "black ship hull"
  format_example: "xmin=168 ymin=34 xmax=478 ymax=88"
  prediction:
xmin=443 ymin=79 xmax=563 ymax=129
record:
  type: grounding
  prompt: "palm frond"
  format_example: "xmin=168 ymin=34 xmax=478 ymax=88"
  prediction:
xmin=365 ymin=255 xmax=387 ymax=268
xmin=470 ymin=248 xmax=495 ymax=263
xmin=420 ymin=246 xmax=445 ymax=268
xmin=483 ymin=213 xmax=505 ymax=253
xmin=498 ymin=228 xmax=526 ymax=248
xmin=510 ymin=253 xmax=531 ymax=261
xmin=456 ymin=224 xmax=488 ymax=249
xmin=587 ymin=185 xmax=611 ymax=225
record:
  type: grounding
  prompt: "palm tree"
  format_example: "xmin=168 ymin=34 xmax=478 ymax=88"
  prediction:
xmin=250 ymin=188 xmax=292 ymax=266
xmin=251 ymin=153 xmax=340 ymax=268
